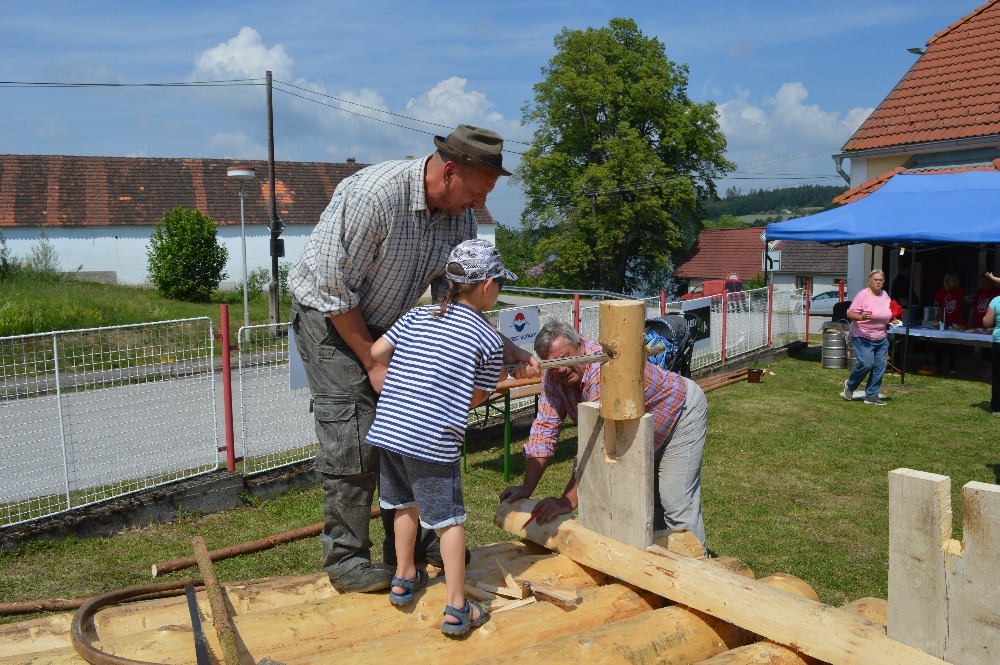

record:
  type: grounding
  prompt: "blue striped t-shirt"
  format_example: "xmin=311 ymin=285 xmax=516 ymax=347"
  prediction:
xmin=366 ymin=303 xmax=504 ymax=463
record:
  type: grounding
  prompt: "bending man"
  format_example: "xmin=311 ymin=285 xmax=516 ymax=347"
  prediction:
xmin=500 ymin=320 xmax=707 ymax=545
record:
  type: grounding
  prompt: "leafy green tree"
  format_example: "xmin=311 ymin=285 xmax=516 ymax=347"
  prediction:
xmin=515 ymin=18 xmax=733 ymax=294
xmin=146 ymin=207 xmax=228 ymax=302
xmin=702 ymin=214 xmax=746 ymax=229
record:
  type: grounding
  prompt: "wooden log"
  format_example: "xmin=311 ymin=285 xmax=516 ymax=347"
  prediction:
xmin=152 ymin=505 xmax=379 ymax=577
xmin=476 ymin=572 xmax=817 ymax=665
xmin=692 ymin=642 xmax=818 ymax=665
xmin=496 ymin=498 xmax=947 ymax=665
xmin=0 ymin=542 xmax=544 ymax=660
xmin=695 ymin=589 xmax=889 ymax=665
xmin=0 ymin=573 xmax=338 ymax=659
xmin=192 ymin=536 xmax=240 ymax=665
xmin=272 ymin=583 xmax=656 ymax=665
xmin=1 ymin=550 xmax=605 ymax=664
xmin=842 ymin=597 xmax=888 ymax=627
xmin=598 ymin=300 xmax=645 ymax=421
xmin=654 ymin=528 xmax=707 ymax=559
xmin=469 ymin=604 xmax=756 ymax=665
xmin=577 ymin=402 xmax=654 ymax=548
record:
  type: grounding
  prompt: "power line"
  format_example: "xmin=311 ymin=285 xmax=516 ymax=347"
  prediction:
xmin=272 ymin=79 xmax=532 ymax=147
xmin=0 ymin=79 xmax=263 ymax=88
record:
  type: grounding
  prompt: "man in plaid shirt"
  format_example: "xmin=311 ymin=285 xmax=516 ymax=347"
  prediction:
xmin=500 ymin=320 xmax=707 ymax=546
xmin=290 ymin=125 xmax=538 ymax=593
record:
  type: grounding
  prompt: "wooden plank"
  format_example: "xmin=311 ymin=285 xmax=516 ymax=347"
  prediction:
xmin=497 ymin=498 xmax=947 ymax=665
xmin=887 ymin=468 xmax=951 ymax=658
xmin=946 ymin=480 xmax=1000 ymax=664
xmin=576 ymin=402 xmax=654 ymax=548
xmin=597 ymin=300 xmax=645 ymax=421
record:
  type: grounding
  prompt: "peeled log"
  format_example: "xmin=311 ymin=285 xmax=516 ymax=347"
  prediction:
xmin=2 ymin=549 xmax=610 ymax=665
xmin=0 ymin=573 xmax=339 ymax=660
xmin=469 ymin=603 xmax=755 ymax=664
xmin=693 ymin=642 xmax=819 ymax=665
xmin=470 ymin=571 xmax=812 ymax=664
xmin=842 ymin=598 xmax=888 ymax=627
xmin=272 ymin=583 xmax=656 ymax=665
xmin=496 ymin=499 xmax=947 ymax=665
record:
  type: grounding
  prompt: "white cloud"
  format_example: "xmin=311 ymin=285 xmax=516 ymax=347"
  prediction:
xmin=715 ymin=82 xmax=873 ymax=189
xmin=405 ymin=77 xmax=503 ymax=127
xmin=191 ymin=27 xmax=293 ymax=80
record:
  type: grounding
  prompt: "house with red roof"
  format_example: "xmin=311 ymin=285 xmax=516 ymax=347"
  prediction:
xmin=0 ymin=154 xmax=501 ymax=286
xmin=832 ymin=0 xmax=1000 ymax=299
xmin=674 ymin=227 xmax=845 ymax=296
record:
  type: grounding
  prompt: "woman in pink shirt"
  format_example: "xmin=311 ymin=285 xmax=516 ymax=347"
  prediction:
xmin=842 ymin=269 xmax=892 ymax=406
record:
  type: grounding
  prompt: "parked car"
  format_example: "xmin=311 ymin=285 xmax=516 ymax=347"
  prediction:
xmin=796 ymin=290 xmax=843 ymax=316
xmin=680 ymin=279 xmax=747 ymax=312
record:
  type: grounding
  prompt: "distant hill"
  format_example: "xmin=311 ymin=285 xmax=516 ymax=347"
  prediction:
xmin=703 ymin=184 xmax=847 ymax=223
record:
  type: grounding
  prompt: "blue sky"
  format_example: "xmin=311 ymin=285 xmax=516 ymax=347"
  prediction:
xmin=0 ymin=1 xmax=986 ymax=225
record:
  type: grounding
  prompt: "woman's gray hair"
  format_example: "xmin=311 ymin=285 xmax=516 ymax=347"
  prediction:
xmin=534 ymin=319 xmax=581 ymax=357
xmin=869 ymin=269 xmax=885 ymax=279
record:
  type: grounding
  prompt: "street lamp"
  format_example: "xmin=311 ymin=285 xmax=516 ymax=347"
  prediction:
xmin=227 ymin=166 xmax=256 ymax=329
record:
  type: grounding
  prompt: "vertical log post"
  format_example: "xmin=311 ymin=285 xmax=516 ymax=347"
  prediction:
xmin=598 ymin=300 xmax=645 ymax=421
xmin=577 ymin=300 xmax=654 ymax=548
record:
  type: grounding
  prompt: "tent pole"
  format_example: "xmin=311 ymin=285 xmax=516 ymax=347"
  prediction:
xmin=901 ymin=245 xmax=917 ymax=385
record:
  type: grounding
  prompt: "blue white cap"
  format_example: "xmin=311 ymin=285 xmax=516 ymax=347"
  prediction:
xmin=445 ymin=239 xmax=518 ymax=284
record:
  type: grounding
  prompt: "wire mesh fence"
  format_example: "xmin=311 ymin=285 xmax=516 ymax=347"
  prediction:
xmin=0 ymin=319 xmax=218 ymax=527
xmin=237 ymin=324 xmax=316 ymax=475
xmin=2 ymin=290 xmax=808 ymax=525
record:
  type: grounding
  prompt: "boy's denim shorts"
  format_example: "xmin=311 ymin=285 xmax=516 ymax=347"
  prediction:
xmin=378 ymin=449 xmax=466 ymax=529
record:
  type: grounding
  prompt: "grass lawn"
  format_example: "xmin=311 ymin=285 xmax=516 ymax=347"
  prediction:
xmin=0 ymin=271 xmax=293 ymax=341
xmin=3 ymin=351 xmax=996 ymax=622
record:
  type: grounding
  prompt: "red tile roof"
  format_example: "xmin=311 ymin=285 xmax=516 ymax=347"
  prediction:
xmin=673 ymin=227 xmax=767 ymax=280
xmin=0 ymin=154 xmax=367 ymax=228
xmin=0 ymin=154 xmax=503 ymax=229
xmin=843 ymin=0 xmax=1000 ymax=152
xmin=833 ymin=158 xmax=1000 ymax=204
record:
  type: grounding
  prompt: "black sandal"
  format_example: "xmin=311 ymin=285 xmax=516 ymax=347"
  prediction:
xmin=388 ymin=569 xmax=427 ymax=607
xmin=441 ymin=599 xmax=490 ymax=636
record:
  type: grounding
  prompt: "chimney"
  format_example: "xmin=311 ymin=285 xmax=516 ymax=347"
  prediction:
xmin=346 ymin=157 xmax=356 ymax=164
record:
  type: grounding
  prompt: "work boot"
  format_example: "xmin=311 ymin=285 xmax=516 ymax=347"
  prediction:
xmin=330 ymin=562 xmax=393 ymax=593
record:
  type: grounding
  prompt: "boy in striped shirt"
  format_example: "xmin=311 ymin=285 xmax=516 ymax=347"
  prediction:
xmin=366 ymin=239 xmax=516 ymax=636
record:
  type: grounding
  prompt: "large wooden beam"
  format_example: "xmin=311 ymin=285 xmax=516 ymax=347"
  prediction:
xmin=577 ymin=402 xmax=654 ymax=548
xmin=888 ymin=468 xmax=1000 ymax=664
xmin=496 ymin=499 xmax=947 ymax=665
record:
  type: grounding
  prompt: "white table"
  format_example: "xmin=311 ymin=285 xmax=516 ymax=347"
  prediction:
xmin=888 ymin=325 xmax=993 ymax=347
xmin=888 ymin=324 xmax=994 ymax=383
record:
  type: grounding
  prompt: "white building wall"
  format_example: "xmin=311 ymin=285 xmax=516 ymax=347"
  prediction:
xmin=3 ymin=223 xmax=500 ymax=286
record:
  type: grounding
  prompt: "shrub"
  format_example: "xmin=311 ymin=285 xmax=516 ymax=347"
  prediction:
xmin=146 ymin=207 xmax=228 ymax=302
xmin=23 ymin=230 xmax=61 ymax=277
xmin=246 ymin=266 xmax=270 ymax=300
xmin=0 ymin=229 xmax=10 ymax=282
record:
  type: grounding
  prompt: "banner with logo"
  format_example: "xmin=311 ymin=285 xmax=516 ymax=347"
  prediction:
xmin=498 ymin=306 xmax=539 ymax=345
xmin=681 ymin=299 xmax=712 ymax=353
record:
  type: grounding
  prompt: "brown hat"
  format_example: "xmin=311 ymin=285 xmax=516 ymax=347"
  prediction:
xmin=433 ymin=124 xmax=511 ymax=176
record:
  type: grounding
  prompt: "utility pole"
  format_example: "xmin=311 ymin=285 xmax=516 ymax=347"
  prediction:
xmin=266 ymin=71 xmax=285 ymax=326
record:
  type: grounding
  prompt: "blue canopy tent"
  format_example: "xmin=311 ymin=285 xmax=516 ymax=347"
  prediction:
xmin=765 ymin=170 xmax=1000 ymax=384
xmin=765 ymin=170 xmax=1000 ymax=246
